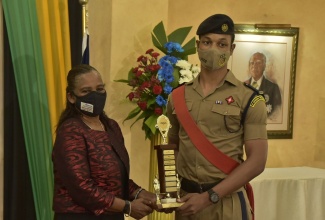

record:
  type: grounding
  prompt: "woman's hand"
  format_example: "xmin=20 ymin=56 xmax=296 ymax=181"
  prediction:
xmin=130 ymin=198 xmax=154 ymax=219
xmin=136 ymin=190 xmax=157 ymax=209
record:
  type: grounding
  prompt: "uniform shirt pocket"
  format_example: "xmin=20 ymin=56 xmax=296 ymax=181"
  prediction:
xmin=211 ymin=105 xmax=242 ymax=135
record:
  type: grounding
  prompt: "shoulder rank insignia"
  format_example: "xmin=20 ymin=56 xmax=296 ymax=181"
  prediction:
xmin=250 ymin=95 xmax=266 ymax=107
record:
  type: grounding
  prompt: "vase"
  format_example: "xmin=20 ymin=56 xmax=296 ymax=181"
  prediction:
xmin=147 ymin=133 xmax=175 ymax=220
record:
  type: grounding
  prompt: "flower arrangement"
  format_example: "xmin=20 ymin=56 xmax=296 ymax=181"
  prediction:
xmin=116 ymin=22 xmax=199 ymax=139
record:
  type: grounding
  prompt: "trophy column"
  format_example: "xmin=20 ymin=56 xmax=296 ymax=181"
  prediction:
xmin=153 ymin=115 xmax=183 ymax=208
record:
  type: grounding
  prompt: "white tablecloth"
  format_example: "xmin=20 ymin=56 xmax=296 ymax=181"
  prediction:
xmin=251 ymin=167 xmax=325 ymax=220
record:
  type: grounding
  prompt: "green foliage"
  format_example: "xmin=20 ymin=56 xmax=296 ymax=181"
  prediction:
xmin=115 ymin=21 xmax=197 ymax=139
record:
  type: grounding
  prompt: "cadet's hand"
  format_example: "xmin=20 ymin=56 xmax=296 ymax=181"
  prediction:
xmin=155 ymin=204 xmax=177 ymax=213
xmin=176 ymin=192 xmax=210 ymax=216
xmin=130 ymin=198 xmax=153 ymax=219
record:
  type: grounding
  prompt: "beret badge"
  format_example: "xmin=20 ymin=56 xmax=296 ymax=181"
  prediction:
xmin=221 ymin=24 xmax=228 ymax=32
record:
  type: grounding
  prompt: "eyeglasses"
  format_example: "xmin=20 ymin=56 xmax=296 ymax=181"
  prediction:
xmin=249 ymin=60 xmax=264 ymax=66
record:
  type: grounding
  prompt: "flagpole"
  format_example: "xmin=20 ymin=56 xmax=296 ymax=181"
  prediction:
xmin=79 ymin=0 xmax=89 ymax=35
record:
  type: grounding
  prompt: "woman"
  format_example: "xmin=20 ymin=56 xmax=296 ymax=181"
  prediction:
xmin=52 ymin=64 xmax=156 ymax=220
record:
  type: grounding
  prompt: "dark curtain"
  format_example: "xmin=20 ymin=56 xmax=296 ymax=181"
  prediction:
xmin=3 ymin=1 xmax=82 ymax=218
xmin=3 ymin=14 xmax=37 ymax=220
xmin=68 ymin=0 xmax=83 ymax=67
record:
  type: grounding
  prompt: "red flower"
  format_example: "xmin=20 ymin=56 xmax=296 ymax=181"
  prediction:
xmin=154 ymin=107 xmax=163 ymax=115
xmin=138 ymin=101 xmax=147 ymax=110
xmin=133 ymin=91 xmax=140 ymax=99
xmin=137 ymin=55 xmax=145 ymax=62
xmin=151 ymin=76 xmax=160 ymax=84
xmin=146 ymin=48 xmax=154 ymax=54
xmin=140 ymin=81 xmax=151 ymax=90
xmin=128 ymin=92 xmax=135 ymax=101
xmin=153 ymin=85 xmax=162 ymax=95
xmin=136 ymin=70 xmax=143 ymax=77
xmin=132 ymin=67 xmax=139 ymax=73
xmin=151 ymin=52 xmax=160 ymax=58
xmin=139 ymin=56 xmax=148 ymax=65
xmin=147 ymin=65 xmax=154 ymax=72
xmin=148 ymin=64 xmax=161 ymax=72
xmin=153 ymin=64 xmax=161 ymax=71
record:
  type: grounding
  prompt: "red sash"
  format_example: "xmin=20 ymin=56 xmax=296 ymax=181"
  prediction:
xmin=172 ymin=85 xmax=254 ymax=219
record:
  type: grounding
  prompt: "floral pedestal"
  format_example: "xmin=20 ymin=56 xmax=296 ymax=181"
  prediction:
xmin=148 ymin=133 xmax=175 ymax=220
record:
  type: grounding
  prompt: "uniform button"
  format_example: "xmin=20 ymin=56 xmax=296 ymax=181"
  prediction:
xmin=197 ymin=166 xmax=201 ymax=169
xmin=224 ymin=111 xmax=228 ymax=114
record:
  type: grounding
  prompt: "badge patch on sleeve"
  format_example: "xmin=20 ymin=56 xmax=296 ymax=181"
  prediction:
xmin=250 ymin=95 xmax=266 ymax=107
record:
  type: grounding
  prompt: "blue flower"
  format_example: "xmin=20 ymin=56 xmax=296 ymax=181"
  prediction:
xmin=164 ymin=72 xmax=174 ymax=84
xmin=167 ymin=56 xmax=179 ymax=65
xmin=157 ymin=60 xmax=174 ymax=82
xmin=164 ymin=84 xmax=173 ymax=94
xmin=164 ymin=42 xmax=184 ymax=54
xmin=159 ymin=55 xmax=179 ymax=66
xmin=156 ymin=95 xmax=167 ymax=106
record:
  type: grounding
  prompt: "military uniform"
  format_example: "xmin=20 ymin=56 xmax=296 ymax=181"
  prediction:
xmin=166 ymin=13 xmax=268 ymax=220
xmin=167 ymin=71 xmax=267 ymax=220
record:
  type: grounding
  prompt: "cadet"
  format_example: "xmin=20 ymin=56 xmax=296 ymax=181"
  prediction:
xmin=167 ymin=14 xmax=268 ymax=220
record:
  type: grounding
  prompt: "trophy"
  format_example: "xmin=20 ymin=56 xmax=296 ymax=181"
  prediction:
xmin=153 ymin=115 xmax=183 ymax=208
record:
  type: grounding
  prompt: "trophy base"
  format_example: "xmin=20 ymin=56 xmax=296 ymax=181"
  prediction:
xmin=161 ymin=198 xmax=176 ymax=203
xmin=158 ymin=202 xmax=184 ymax=209
xmin=161 ymin=202 xmax=184 ymax=208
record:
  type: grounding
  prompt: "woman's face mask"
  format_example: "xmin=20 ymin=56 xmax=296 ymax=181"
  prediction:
xmin=73 ymin=91 xmax=107 ymax=117
xmin=197 ymin=48 xmax=230 ymax=70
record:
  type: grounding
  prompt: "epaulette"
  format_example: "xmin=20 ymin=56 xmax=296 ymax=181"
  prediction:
xmin=241 ymin=82 xmax=265 ymax=125
xmin=244 ymin=82 xmax=265 ymax=96
xmin=244 ymin=82 xmax=259 ymax=94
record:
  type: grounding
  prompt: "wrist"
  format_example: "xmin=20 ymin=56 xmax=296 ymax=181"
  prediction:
xmin=122 ymin=200 xmax=131 ymax=216
xmin=134 ymin=187 xmax=144 ymax=200
xmin=207 ymin=189 xmax=220 ymax=204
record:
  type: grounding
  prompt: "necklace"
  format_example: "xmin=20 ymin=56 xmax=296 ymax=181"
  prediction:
xmin=81 ymin=117 xmax=105 ymax=131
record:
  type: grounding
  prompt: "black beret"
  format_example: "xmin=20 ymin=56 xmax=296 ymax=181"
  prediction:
xmin=196 ymin=14 xmax=234 ymax=36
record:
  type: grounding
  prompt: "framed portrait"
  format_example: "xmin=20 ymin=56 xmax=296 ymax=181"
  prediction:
xmin=228 ymin=24 xmax=299 ymax=139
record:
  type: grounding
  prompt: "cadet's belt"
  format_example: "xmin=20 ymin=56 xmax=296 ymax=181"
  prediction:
xmin=181 ymin=178 xmax=223 ymax=193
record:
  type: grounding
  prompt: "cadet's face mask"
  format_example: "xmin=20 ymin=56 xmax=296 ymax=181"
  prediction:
xmin=197 ymin=48 xmax=230 ymax=70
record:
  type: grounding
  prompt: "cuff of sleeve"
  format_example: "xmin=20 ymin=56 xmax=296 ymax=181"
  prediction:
xmin=244 ymin=123 xmax=267 ymax=140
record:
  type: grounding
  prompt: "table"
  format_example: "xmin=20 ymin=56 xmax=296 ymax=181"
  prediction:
xmin=251 ymin=167 xmax=325 ymax=220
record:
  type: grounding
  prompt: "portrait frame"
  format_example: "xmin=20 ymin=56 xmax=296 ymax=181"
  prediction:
xmin=228 ymin=24 xmax=299 ymax=139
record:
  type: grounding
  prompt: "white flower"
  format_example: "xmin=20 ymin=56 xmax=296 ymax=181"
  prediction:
xmin=179 ymin=69 xmax=193 ymax=84
xmin=176 ymin=60 xmax=200 ymax=84
xmin=192 ymin=71 xmax=199 ymax=78
xmin=180 ymin=69 xmax=193 ymax=78
xmin=176 ymin=60 xmax=192 ymax=70
xmin=191 ymin=65 xmax=200 ymax=73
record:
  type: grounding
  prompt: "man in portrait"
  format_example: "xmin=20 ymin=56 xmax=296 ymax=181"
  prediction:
xmin=245 ymin=52 xmax=282 ymax=121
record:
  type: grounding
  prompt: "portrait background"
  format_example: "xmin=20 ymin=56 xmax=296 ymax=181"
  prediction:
xmin=228 ymin=31 xmax=297 ymax=138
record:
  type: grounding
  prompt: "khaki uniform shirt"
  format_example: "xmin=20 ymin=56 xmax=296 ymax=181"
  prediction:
xmin=167 ymin=70 xmax=267 ymax=183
